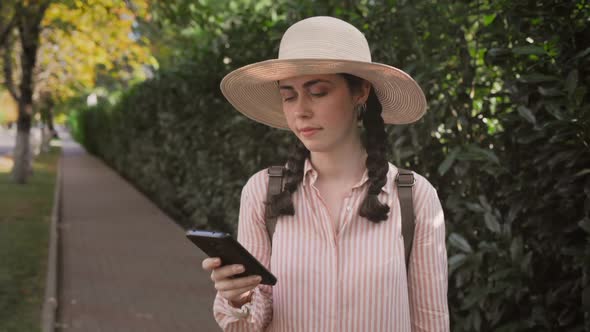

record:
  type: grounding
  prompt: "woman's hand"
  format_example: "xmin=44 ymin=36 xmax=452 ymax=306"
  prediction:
xmin=202 ymin=257 xmax=262 ymax=308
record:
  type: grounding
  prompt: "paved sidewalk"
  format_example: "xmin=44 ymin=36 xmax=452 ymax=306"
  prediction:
xmin=57 ymin=132 xmax=220 ymax=331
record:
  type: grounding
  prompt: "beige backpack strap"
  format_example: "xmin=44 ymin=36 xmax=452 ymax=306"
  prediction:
xmin=265 ymin=166 xmax=285 ymax=246
xmin=396 ymin=168 xmax=416 ymax=270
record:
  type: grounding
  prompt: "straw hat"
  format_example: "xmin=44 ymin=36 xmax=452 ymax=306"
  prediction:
xmin=220 ymin=16 xmax=427 ymax=129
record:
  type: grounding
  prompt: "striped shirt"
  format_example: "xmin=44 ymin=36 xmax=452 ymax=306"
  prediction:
xmin=213 ymin=159 xmax=449 ymax=331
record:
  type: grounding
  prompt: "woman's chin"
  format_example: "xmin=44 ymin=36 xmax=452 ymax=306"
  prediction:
xmin=299 ymin=141 xmax=330 ymax=153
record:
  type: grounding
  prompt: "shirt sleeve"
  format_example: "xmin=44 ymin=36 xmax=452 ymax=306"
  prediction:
xmin=213 ymin=170 xmax=273 ymax=331
xmin=407 ymin=175 xmax=450 ymax=331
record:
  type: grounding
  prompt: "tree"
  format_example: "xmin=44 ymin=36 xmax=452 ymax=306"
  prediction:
xmin=37 ymin=0 xmax=152 ymax=101
xmin=0 ymin=0 xmax=152 ymax=183
xmin=1 ymin=0 xmax=51 ymax=184
xmin=0 ymin=0 xmax=16 ymax=47
xmin=35 ymin=0 xmax=151 ymax=152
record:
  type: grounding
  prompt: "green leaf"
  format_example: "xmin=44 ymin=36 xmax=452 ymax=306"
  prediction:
xmin=489 ymin=268 xmax=512 ymax=280
xmin=545 ymin=103 xmax=565 ymax=120
xmin=448 ymin=253 xmax=468 ymax=273
xmin=458 ymin=145 xmax=500 ymax=164
xmin=478 ymin=195 xmax=492 ymax=211
xmin=478 ymin=241 xmax=498 ymax=252
xmin=449 ymin=233 xmax=473 ymax=253
xmin=520 ymin=252 xmax=533 ymax=274
xmin=438 ymin=147 xmax=460 ymax=176
xmin=461 ymin=287 xmax=488 ymax=309
xmin=574 ymin=86 xmax=587 ymax=106
xmin=510 ymin=236 xmax=523 ymax=262
xmin=566 ymin=70 xmax=578 ymax=97
xmin=512 ymin=45 xmax=546 ymax=56
xmin=466 ymin=202 xmax=485 ymax=213
xmin=517 ymin=131 xmax=544 ymax=144
xmin=538 ymin=86 xmax=563 ymax=97
xmin=573 ymin=47 xmax=590 ymax=60
xmin=487 ymin=48 xmax=511 ymax=57
xmin=484 ymin=212 xmax=501 ymax=234
xmin=483 ymin=14 xmax=496 ymax=26
xmin=574 ymin=169 xmax=590 ymax=177
xmin=518 ymin=74 xmax=558 ymax=83
xmin=472 ymin=308 xmax=481 ymax=331
xmin=517 ymin=106 xmax=536 ymax=124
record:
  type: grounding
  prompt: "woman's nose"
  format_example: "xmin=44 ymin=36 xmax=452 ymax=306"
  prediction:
xmin=293 ymin=97 xmax=312 ymax=118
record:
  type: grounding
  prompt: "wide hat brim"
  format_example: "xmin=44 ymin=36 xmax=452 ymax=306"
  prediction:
xmin=220 ymin=58 xmax=427 ymax=130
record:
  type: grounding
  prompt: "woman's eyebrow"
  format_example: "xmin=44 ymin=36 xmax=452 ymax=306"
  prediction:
xmin=279 ymin=79 xmax=333 ymax=90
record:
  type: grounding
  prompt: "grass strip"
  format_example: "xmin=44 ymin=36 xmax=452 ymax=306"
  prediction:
xmin=0 ymin=147 xmax=60 ymax=332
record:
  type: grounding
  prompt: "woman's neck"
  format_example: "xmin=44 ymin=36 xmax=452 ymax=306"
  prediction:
xmin=309 ymin=142 xmax=367 ymax=182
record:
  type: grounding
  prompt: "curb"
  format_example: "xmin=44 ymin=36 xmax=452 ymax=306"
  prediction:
xmin=41 ymin=155 xmax=62 ymax=332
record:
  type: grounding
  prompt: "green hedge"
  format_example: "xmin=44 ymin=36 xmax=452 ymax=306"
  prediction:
xmin=72 ymin=34 xmax=294 ymax=233
xmin=71 ymin=0 xmax=589 ymax=330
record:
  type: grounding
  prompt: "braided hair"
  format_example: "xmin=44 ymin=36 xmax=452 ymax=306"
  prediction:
xmin=267 ymin=74 xmax=391 ymax=223
xmin=266 ymin=139 xmax=309 ymax=218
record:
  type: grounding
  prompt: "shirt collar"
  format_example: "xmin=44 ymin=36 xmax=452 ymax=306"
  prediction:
xmin=302 ymin=158 xmax=317 ymax=187
xmin=301 ymin=158 xmax=390 ymax=195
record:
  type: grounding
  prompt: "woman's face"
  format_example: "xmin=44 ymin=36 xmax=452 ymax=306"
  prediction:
xmin=278 ymin=74 xmax=369 ymax=153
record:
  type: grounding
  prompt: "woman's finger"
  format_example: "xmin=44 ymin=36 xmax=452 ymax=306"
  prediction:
xmin=202 ymin=257 xmax=221 ymax=271
xmin=211 ymin=264 xmax=245 ymax=282
xmin=215 ymin=275 xmax=262 ymax=292
xmin=220 ymin=285 xmax=258 ymax=302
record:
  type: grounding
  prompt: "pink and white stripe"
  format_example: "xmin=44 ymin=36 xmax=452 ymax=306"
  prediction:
xmin=213 ymin=159 xmax=449 ymax=331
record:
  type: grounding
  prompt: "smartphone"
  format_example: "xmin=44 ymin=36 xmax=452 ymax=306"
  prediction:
xmin=186 ymin=229 xmax=277 ymax=286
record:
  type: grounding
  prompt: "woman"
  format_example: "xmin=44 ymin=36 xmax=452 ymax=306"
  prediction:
xmin=202 ymin=16 xmax=449 ymax=331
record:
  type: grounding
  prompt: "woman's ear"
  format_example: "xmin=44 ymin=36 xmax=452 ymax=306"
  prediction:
xmin=357 ymin=80 xmax=372 ymax=104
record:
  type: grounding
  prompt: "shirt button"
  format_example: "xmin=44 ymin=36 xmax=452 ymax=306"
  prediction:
xmin=346 ymin=206 xmax=352 ymax=212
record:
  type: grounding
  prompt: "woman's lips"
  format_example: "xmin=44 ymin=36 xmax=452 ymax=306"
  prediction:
xmin=299 ymin=127 xmax=321 ymax=137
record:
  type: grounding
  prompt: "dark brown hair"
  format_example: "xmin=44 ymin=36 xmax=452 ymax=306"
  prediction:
xmin=266 ymin=73 xmax=391 ymax=223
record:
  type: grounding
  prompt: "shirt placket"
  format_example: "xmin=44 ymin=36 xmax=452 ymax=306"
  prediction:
xmin=337 ymin=193 xmax=355 ymax=237
xmin=309 ymin=181 xmax=345 ymax=331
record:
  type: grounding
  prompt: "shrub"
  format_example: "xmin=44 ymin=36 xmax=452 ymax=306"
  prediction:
xmin=71 ymin=0 xmax=589 ymax=330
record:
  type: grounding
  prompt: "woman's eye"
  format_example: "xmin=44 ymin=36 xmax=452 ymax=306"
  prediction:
xmin=282 ymin=96 xmax=295 ymax=102
xmin=311 ymin=91 xmax=327 ymax=97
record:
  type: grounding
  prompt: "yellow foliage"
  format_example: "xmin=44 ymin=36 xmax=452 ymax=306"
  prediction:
xmin=37 ymin=0 xmax=153 ymax=101
xmin=0 ymin=91 xmax=18 ymax=124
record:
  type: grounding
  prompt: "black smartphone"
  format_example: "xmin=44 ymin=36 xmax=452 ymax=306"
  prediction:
xmin=186 ymin=229 xmax=277 ymax=286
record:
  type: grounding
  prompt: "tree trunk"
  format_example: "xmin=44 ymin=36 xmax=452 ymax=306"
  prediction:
xmin=10 ymin=60 xmax=35 ymax=183
xmin=40 ymin=105 xmax=54 ymax=153
xmin=11 ymin=102 xmax=33 ymax=183
xmin=12 ymin=121 xmax=32 ymax=183
xmin=9 ymin=2 xmax=50 ymax=183
xmin=41 ymin=125 xmax=51 ymax=153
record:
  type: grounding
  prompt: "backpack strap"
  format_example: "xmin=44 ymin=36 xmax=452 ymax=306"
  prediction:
xmin=396 ymin=168 xmax=416 ymax=269
xmin=265 ymin=166 xmax=285 ymax=245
